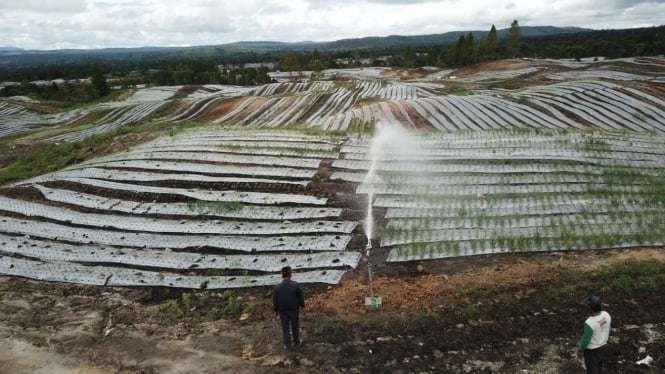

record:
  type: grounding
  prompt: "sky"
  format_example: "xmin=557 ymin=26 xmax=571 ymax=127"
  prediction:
xmin=0 ymin=0 xmax=663 ymax=50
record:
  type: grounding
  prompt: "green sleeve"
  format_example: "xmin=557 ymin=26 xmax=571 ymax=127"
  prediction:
xmin=578 ymin=323 xmax=593 ymax=351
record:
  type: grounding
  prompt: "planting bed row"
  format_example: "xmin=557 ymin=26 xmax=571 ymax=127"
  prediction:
xmin=0 ymin=196 xmax=356 ymax=235
xmin=28 ymin=168 xmax=311 ymax=187
xmin=0 ymin=215 xmax=352 ymax=252
xmin=24 ymin=179 xmax=325 ymax=205
xmin=39 ymin=162 xmax=318 ymax=181
xmin=0 ymin=256 xmax=346 ymax=288
xmin=0 ymin=234 xmax=359 ymax=272
xmin=33 ymin=185 xmax=341 ymax=220
xmin=83 ymin=150 xmax=324 ymax=169
xmin=51 ymin=102 xmax=167 ymax=142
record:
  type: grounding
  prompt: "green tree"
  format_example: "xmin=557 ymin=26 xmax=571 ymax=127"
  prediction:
xmin=463 ymin=32 xmax=476 ymax=65
xmin=90 ymin=62 xmax=110 ymax=97
xmin=402 ymin=45 xmax=417 ymax=68
xmin=351 ymin=49 xmax=362 ymax=66
xmin=309 ymin=49 xmax=323 ymax=71
xmin=281 ymin=49 xmax=301 ymax=72
xmin=479 ymin=25 xmax=499 ymax=61
xmin=446 ymin=35 xmax=466 ymax=66
xmin=506 ymin=20 xmax=522 ymax=58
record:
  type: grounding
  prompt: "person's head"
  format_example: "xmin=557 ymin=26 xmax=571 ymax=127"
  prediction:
xmin=281 ymin=266 xmax=292 ymax=279
xmin=587 ymin=295 xmax=602 ymax=312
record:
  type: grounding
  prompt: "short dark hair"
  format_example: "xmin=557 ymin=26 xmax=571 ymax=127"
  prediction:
xmin=281 ymin=266 xmax=292 ymax=278
xmin=587 ymin=295 xmax=602 ymax=312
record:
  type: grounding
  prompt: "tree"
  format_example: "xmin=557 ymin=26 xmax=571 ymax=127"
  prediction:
xmin=463 ymin=32 xmax=476 ymax=65
xmin=351 ymin=49 xmax=362 ymax=66
xmin=402 ymin=45 xmax=417 ymax=68
xmin=90 ymin=62 xmax=110 ymax=97
xmin=506 ymin=20 xmax=522 ymax=58
xmin=479 ymin=25 xmax=499 ymax=61
xmin=446 ymin=35 xmax=465 ymax=66
xmin=308 ymin=49 xmax=323 ymax=71
xmin=281 ymin=49 xmax=301 ymax=72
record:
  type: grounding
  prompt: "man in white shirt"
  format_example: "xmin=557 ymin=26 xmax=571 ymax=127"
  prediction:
xmin=577 ymin=295 xmax=611 ymax=374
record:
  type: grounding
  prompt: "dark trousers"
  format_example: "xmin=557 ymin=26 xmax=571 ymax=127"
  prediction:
xmin=584 ymin=345 xmax=608 ymax=374
xmin=279 ymin=310 xmax=300 ymax=348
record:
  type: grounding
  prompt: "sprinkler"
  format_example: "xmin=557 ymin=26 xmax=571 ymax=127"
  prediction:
xmin=364 ymin=239 xmax=382 ymax=309
xmin=364 ymin=268 xmax=381 ymax=308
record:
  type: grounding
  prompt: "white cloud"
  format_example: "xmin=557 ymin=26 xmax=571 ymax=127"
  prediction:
xmin=0 ymin=0 xmax=87 ymax=13
xmin=0 ymin=0 xmax=663 ymax=49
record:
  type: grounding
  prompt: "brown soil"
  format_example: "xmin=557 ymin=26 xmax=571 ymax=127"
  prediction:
xmin=380 ymin=68 xmax=431 ymax=80
xmin=300 ymin=93 xmax=332 ymax=120
xmin=6 ymin=100 xmax=63 ymax=114
xmin=200 ymin=96 xmax=247 ymax=123
xmin=399 ymin=102 xmax=431 ymax=131
xmin=172 ymin=85 xmax=205 ymax=100
xmin=2 ymin=247 xmax=664 ymax=373
xmin=454 ymin=60 xmax=531 ymax=78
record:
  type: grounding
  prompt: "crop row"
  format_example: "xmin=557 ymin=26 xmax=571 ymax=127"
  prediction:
xmin=34 ymin=185 xmax=341 ymax=220
xmin=0 ymin=195 xmax=356 ymax=235
xmin=0 ymin=234 xmax=359 ymax=273
xmin=0 ymin=256 xmax=346 ymax=289
xmin=28 ymin=167 xmax=312 ymax=187
xmin=382 ymin=211 xmax=664 ymax=247
xmin=51 ymin=102 xmax=167 ymax=142
xmin=0 ymin=215 xmax=353 ymax=252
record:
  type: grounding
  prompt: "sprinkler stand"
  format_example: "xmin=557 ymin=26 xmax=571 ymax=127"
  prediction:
xmin=364 ymin=243 xmax=382 ymax=309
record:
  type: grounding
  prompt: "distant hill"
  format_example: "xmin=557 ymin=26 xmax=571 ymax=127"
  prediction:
xmin=229 ymin=41 xmax=322 ymax=49
xmin=0 ymin=25 xmax=590 ymax=67
xmin=320 ymin=26 xmax=591 ymax=50
xmin=0 ymin=46 xmax=23 ymax=52
xmin=227 ymin=26 xmax=590 ymax=51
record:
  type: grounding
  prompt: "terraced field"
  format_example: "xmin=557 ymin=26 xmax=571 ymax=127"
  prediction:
xmin=2 ymin=126 xmax=665 ymax=288
xmin=2 ymin=57 xmax=664 ymax=138
xmin=2 ymin=56 xmax=665 ymax=373
xmin=1 ymin=56 xmax=664 ymax=289
xmin=1 ymin=130 xmax=362 ymax=288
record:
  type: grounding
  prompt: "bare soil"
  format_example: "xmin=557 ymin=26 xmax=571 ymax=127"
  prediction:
xmin=2 ymin=247 xmax=664 ymax=373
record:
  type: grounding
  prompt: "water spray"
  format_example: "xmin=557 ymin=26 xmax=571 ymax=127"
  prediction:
xmin=362 ymin=128 xmax=398 ymax=310
xmin=362 ymin=125 xmax=418 ymax=309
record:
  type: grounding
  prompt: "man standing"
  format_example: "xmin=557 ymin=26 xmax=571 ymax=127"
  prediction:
xmin=577 ymin=295 xmax=612 ymax=374
xmin=273 ymin=266 xmax=305 ymax=352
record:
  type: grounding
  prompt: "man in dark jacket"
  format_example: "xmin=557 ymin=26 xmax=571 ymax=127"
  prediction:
xmin=273 ymin=266 xmax=305 ymax=351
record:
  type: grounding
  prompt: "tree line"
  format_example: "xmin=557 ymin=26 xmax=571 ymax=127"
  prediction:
xmin=1 ymin=23 xmax=663 ymax=104
xmin=277 ymin=23 xmax=664 ymax=71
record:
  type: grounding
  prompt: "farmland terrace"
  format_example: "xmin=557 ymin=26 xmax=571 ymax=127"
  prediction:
xmin=1 ymin=57 xmax=665 ymax=373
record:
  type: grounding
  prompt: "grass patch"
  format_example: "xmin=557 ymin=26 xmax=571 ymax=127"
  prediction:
xmin=146 ymin=100 xmax=181 ymax=120
xmin=0 ymin=120 xmax=203 ymax=186
xmin=581 ymin=136 xmax=612 ymax=153
xmin=596 ymin=259 xmax=665 ymax=293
